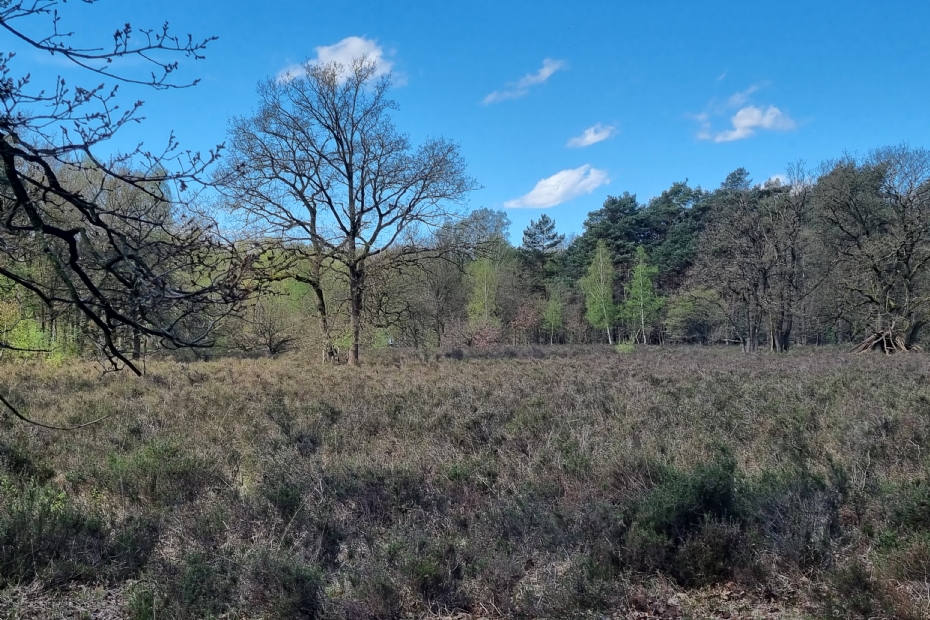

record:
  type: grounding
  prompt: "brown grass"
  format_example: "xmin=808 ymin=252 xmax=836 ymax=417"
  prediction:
xmin=0 ymin=345 xmax=929 ymax=618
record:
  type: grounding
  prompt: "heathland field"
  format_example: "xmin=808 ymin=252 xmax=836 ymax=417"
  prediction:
xmin=1 ymin=347 xmax=930 ymax=618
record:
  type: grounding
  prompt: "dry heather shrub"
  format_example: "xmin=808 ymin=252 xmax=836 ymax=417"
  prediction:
xmin=1 ymin=346 xmax=930 ymax=616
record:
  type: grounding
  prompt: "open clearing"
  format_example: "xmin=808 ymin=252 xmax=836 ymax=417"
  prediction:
xmin=1 ymin=346 xmax=929 ymax=618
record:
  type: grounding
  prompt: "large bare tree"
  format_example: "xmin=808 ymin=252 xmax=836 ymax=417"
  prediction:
xmin=0 ymin=1 xmax=255 ymax=427
xmin=217 ymin=57 xmax=477 ymax=364
xmin=815 ymin=145 xmax=930 ymax=353
xmin=694 ymin=168 xmax=814 ymax=352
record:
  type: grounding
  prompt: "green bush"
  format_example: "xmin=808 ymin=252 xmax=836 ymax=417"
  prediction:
xmin=820 ymin=562 xmax=891 ymax=620
xmin=0 ymin=440 xmax=54 ymax=481
xmin=631 ymin=450 xmax=739 ymax=538
xmin=672 ymin=520 xmax=746 ymax=586
xmin=0 ymin=475 xmax=105 ymax=584
xmin=883 ymin=532 xmax=930 ymax=580
xmin=623 ymin=451 xmax=747 ymax=584
xmin=174 ymin=551 xmax=237 ymax=619
xmin=105 ymin=439 xmax=214 ymax=505
xmin=406 ymin=538 xmax=470 ymax=610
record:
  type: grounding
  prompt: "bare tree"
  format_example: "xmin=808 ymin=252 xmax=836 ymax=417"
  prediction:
xmin=217 ymin=57 xmax=477 ymax=365
xmin=694 ymin=169 xmax=814 ymax=352
xmin=0 ymin=1 xmax=255 ymax=428
xmin=815 ymin=145 xmax=930 ymax=353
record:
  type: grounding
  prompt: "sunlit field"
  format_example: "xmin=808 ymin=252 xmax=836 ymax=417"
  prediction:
xmin=1 ymin=346 xmax=929 ymax=618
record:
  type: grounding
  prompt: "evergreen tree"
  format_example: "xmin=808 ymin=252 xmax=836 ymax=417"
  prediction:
xmin=721 ymin=167 xmax=752 ymax=191
xmin=521 ymin=214 xmax=565 ymax=254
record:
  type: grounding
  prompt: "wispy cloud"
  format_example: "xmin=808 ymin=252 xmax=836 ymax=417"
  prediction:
xmin=277 ymin=36 xmax=396 ymax=83
xmin=693 ymin=84 xmax=796 ymax=142
xmin=505 ymin=165 xmax=609 ymax=208
xmin=726 ymin=84 xmax=760 ymax=108
xmin=567 ymin=123 xmax=616 ymax=148
xmin=483 ymin=58 xmax=567 ymax=105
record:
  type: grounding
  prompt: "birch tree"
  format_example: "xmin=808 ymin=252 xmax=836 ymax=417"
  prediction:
xmin=580 ymin=240 xmax=616 ymax=344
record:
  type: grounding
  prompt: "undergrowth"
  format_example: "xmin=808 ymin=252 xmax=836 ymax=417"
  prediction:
xmin=0 ymin=346 xmax=927 ymax=618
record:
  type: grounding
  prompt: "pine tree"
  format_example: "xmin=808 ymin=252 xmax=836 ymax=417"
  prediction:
xmin=521 ymin=214 xmax=565 ymax=254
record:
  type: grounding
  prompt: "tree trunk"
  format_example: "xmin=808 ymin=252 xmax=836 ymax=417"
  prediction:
xmin=348 ymin=265 xmax=362 ymax=366
xmin=906 ymin=319 xmax=926 ymax=349
xmin=309 ymin=283 xmax=336 ymax=363
xmin=131 ymin=328 xmax=142 ymax=361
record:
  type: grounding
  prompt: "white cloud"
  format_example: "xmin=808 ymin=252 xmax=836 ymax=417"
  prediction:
xmin=483 ymin=58 xmax=567 ymax=104
xmin=764 ymin=174 xmax=788 ymax=187
xmin=692 ymin=83 xmax=797 ymax=142
xmin=567 ymin=123 xmax=616 ymax=148
xmin=504 ymin=165 xmax=609 ymax=208
xmin=277 ymin=36 xmax=395 ymax=83
xmin=712 ymin=105 xmax=796 ymax=142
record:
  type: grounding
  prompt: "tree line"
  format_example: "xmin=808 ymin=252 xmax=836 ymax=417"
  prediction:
xmin=325 ymin=144 xmax=930 ymax=356
xmin=3 ymin=2 xmax=930 ymax=394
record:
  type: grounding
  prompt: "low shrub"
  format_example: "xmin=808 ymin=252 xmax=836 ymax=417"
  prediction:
xmin=105 ymin=439 xmax=215 ymax=505
xmin=623 ymin=450 xmax=746 ymax=584
xmin=240 ymin=549 xmax=323 ymax=619
xmin=819 ymin=562 xmax=892 ymax=620
xmin=746 ymin=467 xmax=844 ymax=569
xmin=0 ymin=474 xmax=105 ymax=584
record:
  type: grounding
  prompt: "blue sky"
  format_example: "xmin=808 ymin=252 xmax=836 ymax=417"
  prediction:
xmin=14 ymin=0 xmax=930 ymax=242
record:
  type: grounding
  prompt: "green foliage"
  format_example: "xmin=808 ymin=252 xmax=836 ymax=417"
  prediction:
xmin=540 ymin=293 xmax=563 ymax=343
xmin=467 ymin=257 xmax=500 ymax=327
xmin=176 ymin=551 xmax=237 ymax=618
xmin=632 ymin=450 xmax=739 ymax=545
xmin=522 ymin=214 xmax=564 ymax=254
xmin=614 ymin=340 xmax=635 ymax=353
xmin=105 ymin=439 xmax=214 ymax=505
xmin=406 ymin=538 xmax=470 ymax=609
xmin=0 ymin=474 xmax=157 ymax=585
xmin=820 ymin=562 xmax=892 ymax=620
xmin=0 ymin=474 xmax=103 ymax=584
xmin=127 ymin=582 xmax=159 ymax=620
xmin=580 ymin=240 xmax=616 ymax=341
xmin=241 ymin=549 xmax=323 ymax=619
xmin=664 ymin=288 xmax=726 ymax=344
xmin=623 ymin=451 xmax=747 ymax=586
xmin=620 ymin=246 xmax=665 ymax=344
xmin=564 ymin=183 xmax=707 ymax=287
xmin=370 ymin=328 xmax=392 ymax=349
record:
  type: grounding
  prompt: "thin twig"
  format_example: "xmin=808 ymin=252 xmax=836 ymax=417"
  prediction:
xmin=0 ymin=388 xmax=112 ymax=430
